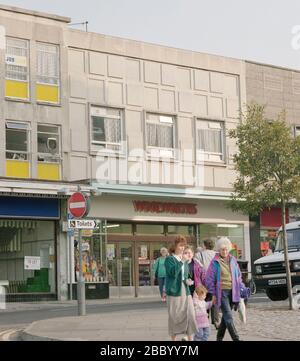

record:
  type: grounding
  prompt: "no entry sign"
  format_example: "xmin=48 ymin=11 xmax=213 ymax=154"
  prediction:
xmin=68 ymin=192 xmax=89 ymax=218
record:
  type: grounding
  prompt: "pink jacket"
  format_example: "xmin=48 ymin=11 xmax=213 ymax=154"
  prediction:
xmin=193 ymin=294 xmax=212 ymax=328
xmin=193 ymin=258 xmax=205 ymax=288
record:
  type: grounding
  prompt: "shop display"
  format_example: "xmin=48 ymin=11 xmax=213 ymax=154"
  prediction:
xmin=74 ymin=236 xmax=104 ymax=283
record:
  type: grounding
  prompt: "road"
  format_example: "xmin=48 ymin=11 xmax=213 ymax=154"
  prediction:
xmin=0 ymin=292 xmax=269 ymax=341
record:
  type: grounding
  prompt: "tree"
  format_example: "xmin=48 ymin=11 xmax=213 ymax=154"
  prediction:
xmin=228 ymin=103 xmax=300 ymax=310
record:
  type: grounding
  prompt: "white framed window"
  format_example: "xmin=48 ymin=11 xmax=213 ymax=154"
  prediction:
xmin=6 ymin=122 xmax=29 ymax=160
xmin=36 ymin=42 xmax=59 ymax=85
xmin=196 ymin=119 xmax=225 ymax=162
xmin=90 ymin=106 xmax=123 ymax=152
xmin=146 ymin=113 xmax=176 ymax=158
xmin=37 ymin=125 xmax=60 ymax=163
xmin=5 ymin=37 xmax=29 ymax=81
xmin=295 ymin=126 xmax=300 ymax=137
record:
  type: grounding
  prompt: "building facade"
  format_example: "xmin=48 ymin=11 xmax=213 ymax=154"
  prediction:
xmin=0 ymin=5 xmax=94 ymax=301
xmin=0 ymin=4 xmax=253 ymax=300
xmin=245 ymin=61 xmax=300 ymax=269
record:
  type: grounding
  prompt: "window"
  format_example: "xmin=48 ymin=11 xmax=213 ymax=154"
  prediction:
xmin=167 ymin=225 xmax=195 ymax=235
xmin=37 ymin=125 xmax=60 ymax=162
xmin=146 ymin=113 xmax=175 ymax=157
xmin=199 ymin=223 xmax=244 ymax=259
xmin=6 ymin=122 xmax=29 ymax=160
xmin=136 ymin=224 xmax=165 ymax=235
xmin=0 ymin=220 xmax=56 ymax=295
xmin=196 ymin=119 xmax=224 ymax=162
xmin=36 ymin=43 xmax=59 ymax=103
xmin=295 ymin=126 xmax=300 ymax=137
xmin=5 ymin=37 xmax=29 ymax=99
xmin=90 ymin=106 xmax=123 ymax=151
xmin=37 ymin=43 xmax=59 ymax=85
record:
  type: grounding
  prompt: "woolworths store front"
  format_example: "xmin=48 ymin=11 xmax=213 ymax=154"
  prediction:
xmin=84 ymin=185 xmax=250 ymax=298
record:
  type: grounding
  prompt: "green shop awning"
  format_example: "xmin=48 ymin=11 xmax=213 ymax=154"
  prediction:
xmin=0 ymin=219 xmax=37 ymax=228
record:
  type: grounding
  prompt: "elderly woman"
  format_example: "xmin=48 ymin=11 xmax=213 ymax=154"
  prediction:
xmin=165 ymin=235 xmax=198 ymax=341
xmin=153 ymin=247 xmax=168 ymax=301
xmin=205 ymin=237 xmax=244 ymax=341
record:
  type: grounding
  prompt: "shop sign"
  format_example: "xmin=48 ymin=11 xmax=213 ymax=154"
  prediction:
xmin=24 ymin=256 xmax=40 ymax=270
xmin=139 ymin=259 xmax=150 ymax=265
xmin=68 ymin=219 xmax=97 ymax=229
xmin=5 ymin=54 xmax=27 ymax=66
xmin=140 ymin=245 xmax=148 ymax=259
xmin=133 ymin=201 xmax=197 ymax=215
xmin=106 ymin=244 xmax=115 ymax=260
xmin=82 ymin=229 xmax=93 ymax=237
xmin=81 ymin=242 xmax=90 ymax=252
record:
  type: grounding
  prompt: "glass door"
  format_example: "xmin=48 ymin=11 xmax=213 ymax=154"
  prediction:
xmin=136 ymin=242 xmax=168 ymax=290
xmin=137 ymin=244 xmax=151 ymax=286
xmin=119 ymin=243 xmax=133 ymax=287
xmin=106 ymin=242 xmax=133 ymax=287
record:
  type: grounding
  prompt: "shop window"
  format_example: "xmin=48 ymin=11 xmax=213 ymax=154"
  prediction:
xmin=5 ymin=37 xmax=29 ymax=99
xmin=90 ymin=106 xmax=123 ymax=152
xmin=74 ymin=229 xmax=106 ymax=283
xmin=6 ymin=122 xmax=30 ymax=178
xmin=136 ymin=224 xmax=165 ymax=235
xmin=167 ymin=225 xmax=195 ymax=235
xmin=36 ymin=42 xmax=60 ymax=103
xmin=196 ymin=119 xmax=225 ymax=162
xmin=146 ymin=113 xmax=176 ymax=158
xmin=199 ymin=223 xmax=244 ymax=259
xmin=37 ymin=125 xmax=61 ymax=180
xmin=105 ymin=223 xmax=132 ymax=234
xmin=0 ymin=220 xmax=56 ymax=296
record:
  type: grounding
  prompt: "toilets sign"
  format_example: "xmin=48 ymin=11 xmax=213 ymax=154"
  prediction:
xmin=68 ymin=219 xmax=98 ymax=229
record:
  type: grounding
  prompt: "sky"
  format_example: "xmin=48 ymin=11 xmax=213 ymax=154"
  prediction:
xmin=1 ymin=0 xmax=300 ymax=70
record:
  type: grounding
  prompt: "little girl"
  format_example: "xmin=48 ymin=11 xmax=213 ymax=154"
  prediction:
xmin=193 ymin=285 xmax=212 ymax=341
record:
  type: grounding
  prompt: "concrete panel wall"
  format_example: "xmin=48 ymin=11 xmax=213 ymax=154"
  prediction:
xmin=0 ymin=8 xmax=69 ymax=180
xmin=67 ymin=33 xmax=245 ymax=189
xmin=246 ymin=61 xmax=300 ymax=126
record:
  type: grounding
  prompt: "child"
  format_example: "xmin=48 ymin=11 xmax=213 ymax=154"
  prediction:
xmin=193 ymin=285 xmax=212 ymax=341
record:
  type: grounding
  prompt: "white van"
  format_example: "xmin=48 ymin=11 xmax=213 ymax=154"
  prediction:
xmin=254 ymin=221 xmax=300 ymax=301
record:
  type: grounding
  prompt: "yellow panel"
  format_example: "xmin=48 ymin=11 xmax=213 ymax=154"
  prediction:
xmin=5 ymin=80 xmax=28 ymax=99
xmin=36 ymin=84 xmax=59 ymax=103
xmin=6 ymin=160 xmax=29 ymax=178
xmin=38 ymin=163 xmax=60 ymax=180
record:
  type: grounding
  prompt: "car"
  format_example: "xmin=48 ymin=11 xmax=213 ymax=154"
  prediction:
xmin=254 ymin=221 xmax=300 ymax=301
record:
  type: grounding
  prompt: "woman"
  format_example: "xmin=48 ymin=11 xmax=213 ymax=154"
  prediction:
xmin=165 ymin=235 xmax=198 ymax=341
xmin=153 ymin=247 xmax=168 ymax=301
xmin=183 ymin=245 xmax=205 ymax=296
xmin=205 ymin=237 xmax=244 ymax=341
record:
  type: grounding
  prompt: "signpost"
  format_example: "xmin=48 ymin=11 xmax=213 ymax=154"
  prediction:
xmin=68 ymin=219 xmax=97 ymax=229
xmin=68 ymin=192 xmax=90 ymax=317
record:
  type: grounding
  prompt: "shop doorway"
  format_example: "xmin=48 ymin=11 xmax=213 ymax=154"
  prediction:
xmin=107 ymin=242 xmax=135 ymax=297
xmin=136 ymin=242 xmax=166 ymax=297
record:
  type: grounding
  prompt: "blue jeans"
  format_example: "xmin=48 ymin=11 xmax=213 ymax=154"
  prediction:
xmin=157 ymin=277 xmax=166 ymax=297
xmin=220 ymin=290 xmax=234 ymax=325
xmin=194 ymin=327 xmax=210 ymax=341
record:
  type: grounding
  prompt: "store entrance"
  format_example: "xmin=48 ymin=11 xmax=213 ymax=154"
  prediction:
xmin=136 ymin=242 xmax=166 ymax=296
xmin=107 ymin=242 xmax=135 ymax=297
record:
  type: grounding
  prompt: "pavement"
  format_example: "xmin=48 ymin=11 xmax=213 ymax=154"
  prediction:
xmin=3 ymin=296 xmax=296 ymax=341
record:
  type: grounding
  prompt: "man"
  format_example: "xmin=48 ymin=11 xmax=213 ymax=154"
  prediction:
xmin=195 ymin=238 xmax=216 ymax=271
